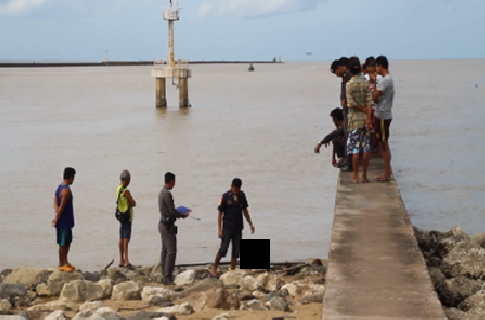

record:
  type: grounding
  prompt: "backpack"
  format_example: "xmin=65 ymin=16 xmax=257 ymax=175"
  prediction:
xmin=115 ymin=186 xmax=131 ymax=222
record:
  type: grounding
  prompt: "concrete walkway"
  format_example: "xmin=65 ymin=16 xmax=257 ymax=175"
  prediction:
xmin=322 ymin=158 xmax=446 ymax=319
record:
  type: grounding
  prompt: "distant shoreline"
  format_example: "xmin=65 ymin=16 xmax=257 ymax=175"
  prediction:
xmin=0 ymin=60 xmax=283 ymax=68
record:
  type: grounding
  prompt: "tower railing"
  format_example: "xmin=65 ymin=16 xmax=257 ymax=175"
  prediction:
xmin=154 ymin=58 xmax=190 ymax=70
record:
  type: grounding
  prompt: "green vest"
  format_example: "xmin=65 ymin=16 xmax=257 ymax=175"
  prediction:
xmin=117 ymin=185 xmax=133 ymax=222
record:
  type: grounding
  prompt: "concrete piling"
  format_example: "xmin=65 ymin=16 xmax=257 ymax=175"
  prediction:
xmin=156 ymin=78 xmax=167 ymax=107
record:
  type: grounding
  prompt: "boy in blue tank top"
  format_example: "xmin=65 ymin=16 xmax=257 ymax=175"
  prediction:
xmin=52 ymin=167 xmax=76 ymax=272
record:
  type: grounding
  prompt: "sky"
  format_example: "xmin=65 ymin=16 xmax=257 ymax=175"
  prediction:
xmin=0 ymin=0 xmax=483 ymax=61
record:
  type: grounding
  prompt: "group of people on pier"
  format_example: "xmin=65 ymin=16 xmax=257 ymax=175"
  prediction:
xmin=315 ymin=55 xmax=395 ymax=184
xmin=52 ymin=168 xmax=255 ymax=285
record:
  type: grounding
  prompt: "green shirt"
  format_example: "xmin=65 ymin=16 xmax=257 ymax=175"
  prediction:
xmin=117 ymin=185 xmax=133 ymax=222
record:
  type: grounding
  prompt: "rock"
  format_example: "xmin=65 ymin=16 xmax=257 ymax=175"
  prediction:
xmin=413 ymin=227 xmax=433 ymax=252
xmin=187 ymin=288 xmax=240 ymax=311
xmin=83 ymin=272 xmax=101 ymax=282
xmin=220 ymin=270 xmax=247 ymax=287
xmin=180 ymin=278 xmax=224 ymax=297
xmin=18 ymin=311 xmax=30 ymax=319
xmin=294 ymin=274 xmax=305 ymax=281
xmin=427 ymin=268 xmax=445 ymax=290
xmin=26 ymin=290 xmax=36 ymax=300
xmin=213 ymin=313 xmax=233 ymax=320
xmin=36 ymin=270 xmax=85 ymax=296
xmin=59 ymin=280 xmax=104 ymax=303
xmin=440 ymin=243 xmax=485 ymax=279
xmin=0 ymin=284 xmax=28 ymax=307
xmin=470 ymin=233 xmax=485 ymax=248
xmin=239 ymin=299 xmax=268 ymax=311
xmin=149 ymin=295 xmax=174 ymax=307
xmin=426 ymin=257 xmax=442 ymax=268
xmin=111 ymin=281 xmax=142 ymax=301
xmin=436 ymin=276 xmax=483 ymax=307
xmin=33 ymin=298 xmax=45 ymax=305
xmin=443 ymin=307 xmax=468 ymax=319
xmin=299 ymin=266 xmax=325 ymax=276
xmin=44 ymin=310 xmax=66 ymax=320
xmin=97 ymin=279 xmax=113 ymax=298
xmin=0 ymin=299 xmax=11 ymax=313
xmin=141 ymin=286 xmax=179 ymax=301
xmin=239 ymin=294 xmax=256 ymax=301
xmin=300 ymin=294 xmax=324 ymax=304
xmin=27 ymin=300 xmax=74 ymax=312
xmin=311 ymin=259 xmax=323 ymax=265
xmin=240 ymin=276 xmax=258 ymax=292
xmin=72 ymin=310 xmax=102 ymax=320
xmin=267 ymin=289 xmax=289 ymax=299
xmin=95 ymin=307 xmax=120 ymax=318
xmin=125 ymin=311 xmax=176 ymax=320
xmin=252 ymin=290 xmax=267 ymax=300
xmin=266 ymin=296 xmax=289 ymax=311
xmin=158 ymin=302 xmax=194 ymax=315
xmin=79 ymin=300 xmax=104 ymax=312
xmin=256 ymin=273 xmax=285 ymax=292
xmin=0 ymin=316 xmax=23 ymax=319
xmin=282 ymin=280 xmax=324 ymax=297
xmin=458 ymin=290 xmax=485 ymax=312
xmin=4 ymin=267 xmax=52 ymax=291
xmin=437 ymin=229 xmax=470 ymax=258
xmin=175 ymin=269 xmax=195 ymax=286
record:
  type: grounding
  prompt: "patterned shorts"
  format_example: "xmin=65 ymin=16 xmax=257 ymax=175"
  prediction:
xmin=347 ymin=128 xmax=371 ymax=154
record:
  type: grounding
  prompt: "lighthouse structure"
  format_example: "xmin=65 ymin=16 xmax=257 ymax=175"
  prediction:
xmin=152 ymin=0 xmax=191 ymax=108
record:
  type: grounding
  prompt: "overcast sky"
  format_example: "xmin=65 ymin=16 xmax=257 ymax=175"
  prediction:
xmin=0 ymin=0 xmax=483 ymax=61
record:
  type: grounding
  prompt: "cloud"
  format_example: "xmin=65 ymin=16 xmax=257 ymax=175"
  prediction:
xmin=197 ymin=3 xmax=214 ymax=17
xmin=197 ymin=0 xmax=326 ymax=19
xmin=0 ymin=0 xmax=49 ymax=14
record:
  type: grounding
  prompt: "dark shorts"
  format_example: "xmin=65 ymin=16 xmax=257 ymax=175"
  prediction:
xmin=374 ymin=118 xmax=392 ymax=142
xmin=120 ymin=221 xmax=132 ymax=239
xmin=347 ymin=128 xmax=371 ymax=155
xmin=56 ymin=228 xmax=72 ymax=247
xmin=218 ymin=230 xmax=242 ymax=259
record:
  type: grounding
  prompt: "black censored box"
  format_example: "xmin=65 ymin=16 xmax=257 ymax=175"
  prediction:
xmin=240 ymin=239 xmax=269 ymax=269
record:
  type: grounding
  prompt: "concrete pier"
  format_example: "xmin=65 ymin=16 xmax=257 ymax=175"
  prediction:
xmin=156 ymin=78 xmax=167 ymax=107
xmin=322 ymin=158 xmax=446 ymax=319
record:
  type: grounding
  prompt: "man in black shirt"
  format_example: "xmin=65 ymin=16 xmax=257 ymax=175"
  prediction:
xmin=211 ymin=178 xmax=255 ymax=278
xmin=314 ymin=108 xmax=346 ymax=167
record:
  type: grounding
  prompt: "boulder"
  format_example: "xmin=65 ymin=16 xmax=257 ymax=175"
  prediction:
xmin=0 ymin=284 xmax=28 ymax=307
xmin=59 ymin=280 xmax=104 ymax=303
xmin=4 ymin=267 xmax=52 ymax=291
xmin=300 ymin=294 xmax=324 ymax=304
xmin=436 ymin=228 xmax=470 ymax=258
xmin=443 ymin=307 xmax=468 ymax=320
xmin=266 ymin=296 xmax=288 ymax=311
xmin=27 ymin=300 xmax=74 ymax=312
xmin=141 ymin=286 xmax=179 ymax=301
xmin=96 ymin=307 xmax=120 ymax=318
xmin=458 ymin=290 xmax=485 ymax=312
xmin=220 ymin=270 xmax=247 ymax=287
xmin=111 ymin=281 xmax=142 ymax=301
xmin=252 ymin=290 xmax=267 ymax=300
xmin=256 ymin=273 xmax=285 ymax=292
xmin=436 ymin=276 xmax=483 ymax=307
xmin=148 ymin=296 xmax=174 ymax=307
xmin=158 ymin=302 xmax=194 ymax=315
xmin=79 ymin=300 xmax=104 ymax=312
xmin=426 ymin=257 xmax=442 ymax=268
xmin=37 ymin=270 xmax=84 ymax=296
xmin=44 ymin=310 xmax=66 ymax=320
xmin=0 ymin=270 xmax=12 ymax=284
xmin=239 ymin=299 xmax=268 ymax=311
xmin=470 ymin=233 xmax=485 ymax=248
xmin=0 ymin=316 xmax=25 ymax=320
xmin=98 ymin=279 xmax=113 ymax=298
xmin=240 ymin=276 xmax=258 ymax=292
xmin=83 ymin=272 xmax=101 ymax=282
xmin=267 ymin=289 xmax=289 ymax=299
xmin=125 ymin=311 xmax=176 ymax=320
xmin=175 ymin=269 xmax=195 ymax=286
xmin=0 ymin=299 xmax=11 ymax=313
xmin=33 ymin=298 xmax=45 ymax=305
xmin=179 ymin=278 xmax=224 ymax=297
xmin=413 ymin=227 xmax=433 ymax=252
xmin=440 ymin=243 xmax=485 ymax=279
xmin=213 ymin=313 xmax=234 ymax=320
xmin=187 ymin=288 xmax=240 ymax=311
xmin=282 ymin=280 xmax=325 ymax=297
xmin=427 ymin=268 xmax=446 ymax=290
xmin=72 ymin=310 xmax=104 ymax=320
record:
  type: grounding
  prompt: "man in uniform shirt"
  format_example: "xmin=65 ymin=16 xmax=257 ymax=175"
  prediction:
xmin=158 ymin=172 xmax=191 ymax=285
xmin=211 ymin=178 xmax=255 ymax=278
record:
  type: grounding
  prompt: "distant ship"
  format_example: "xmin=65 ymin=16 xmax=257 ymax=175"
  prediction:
xmin=306 ymin=52 xmax=313 ymax=56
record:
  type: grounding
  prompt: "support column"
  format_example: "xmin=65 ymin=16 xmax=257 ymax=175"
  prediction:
xmin=156 ymin=78 xmax=167 ymax=107
xmin=179 ymin=78 xmax=189 ymax=107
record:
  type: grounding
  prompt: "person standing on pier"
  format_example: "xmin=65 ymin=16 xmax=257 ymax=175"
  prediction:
xmin=331 ymin=57 xmax=353 ymax=172
xmin=372 ymin=56 xmax=395 ymax=181
xmin=116 ymin=170 xmax=136 ymax=269
xmin=211 ymin=178 xmax=255 ymax=278
xmin=52 ymin=167 xmax=76 ymax=272
xmin=345 ymin=57 xmax=373 ymax=183
xmin=158 ymin=172 xmax=191 ymax=285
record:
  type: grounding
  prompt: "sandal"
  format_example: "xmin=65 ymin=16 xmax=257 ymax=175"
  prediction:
xmin=375 ymin=175 xmax=391 ymax=182
xmin=210 ymin=274 xmax=219 ymax=279
xmin=361 ymin=178 xmax=370 ymax=184
xmin=346 ymin=179 xmax=359 ymax=184
xmin=118 ymin=264 xmax=124 ymax=268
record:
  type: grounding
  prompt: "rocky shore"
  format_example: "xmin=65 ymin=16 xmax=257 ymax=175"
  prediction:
xmin=414 ymin=226 xmax=485 ymax=319
xmin=0 ymin=260 xmax=326 ymax=319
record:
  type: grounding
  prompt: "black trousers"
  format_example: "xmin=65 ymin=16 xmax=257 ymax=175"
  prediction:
xmin=159 ymin=222 xmax=177 ymax=281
